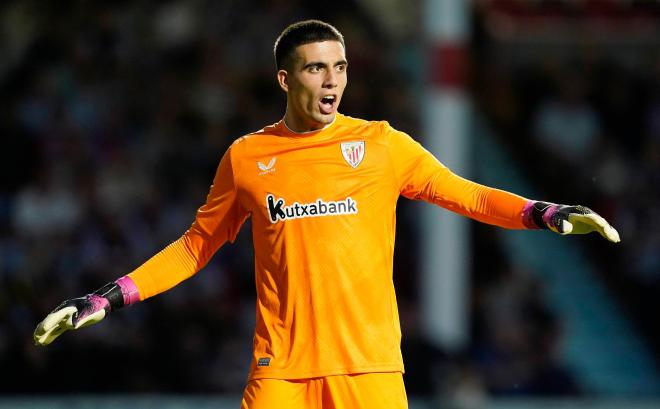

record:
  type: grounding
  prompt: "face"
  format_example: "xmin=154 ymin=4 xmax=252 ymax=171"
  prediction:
xmin=278 ymin=41 xmax=348 ymax=132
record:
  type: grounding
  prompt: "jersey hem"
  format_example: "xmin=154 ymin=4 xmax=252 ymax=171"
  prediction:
xmin=247 ymin=363 xmax=404 ymax=381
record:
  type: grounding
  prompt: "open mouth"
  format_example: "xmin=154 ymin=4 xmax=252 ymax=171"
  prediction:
xmin=319 ymin=95 xmax=337 ymax=115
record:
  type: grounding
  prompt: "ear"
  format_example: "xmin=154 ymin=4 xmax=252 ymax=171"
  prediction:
xmin=277 ymin=69 xmax=289 ymax=92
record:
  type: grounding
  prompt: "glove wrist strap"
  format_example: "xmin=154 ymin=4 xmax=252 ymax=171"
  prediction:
xmin=115 ymin=276 xmax=140 ymax=307
xmin=522 ymin=200 xmax=563 ymax=230
xmin=522 ymin=201 xmax=549 ymax=229
xmin=93 ymin=282 xmax=124 ymax=311
xmin=91 ymin=276 xmax=140 ymax=312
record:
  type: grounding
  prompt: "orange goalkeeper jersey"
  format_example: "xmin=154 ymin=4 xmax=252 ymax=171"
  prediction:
xmin=127 ymin=113 xmax=529 ymax=380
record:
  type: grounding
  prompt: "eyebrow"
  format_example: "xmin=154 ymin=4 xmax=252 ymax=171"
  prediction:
xmin=302 ymin=60 xmax=348 ymax=70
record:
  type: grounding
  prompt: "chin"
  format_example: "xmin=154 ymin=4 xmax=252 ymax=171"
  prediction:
xmin=317 ymin=112 xmax=336 ymax=124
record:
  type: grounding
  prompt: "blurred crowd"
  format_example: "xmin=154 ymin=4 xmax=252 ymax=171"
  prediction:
xmin=4 ymin=0 xmax=656 ymax=401
xmin=473 ymin=11 xmax=660 ymax=368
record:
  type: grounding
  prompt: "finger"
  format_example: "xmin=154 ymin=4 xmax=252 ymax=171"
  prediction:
xmin=35 ymin=323 xmax=69 ymax=346
xmin=39 ymin=306 xmax=77 ymax=333
xmin=74 ymin=309 xmax=106 ymax=329
xmin=34 ymin=318 xmax=69 ymax=346
xmin=33 ymin=322 xmax=48 ymax=345
xmin=569 ymin=213 xmax=620 ymax=242
xmin=34 ymin=306 xmax=77 ymax=346
xmin=559 ymin=219 xmax=573 ymax=235
xmin=601 ymin=224 xmax=621 ymax=243
xmin=581 ymin=213 xmax=608 ymax=229
xmin=567 ymin=213 xmax=602 ymax=233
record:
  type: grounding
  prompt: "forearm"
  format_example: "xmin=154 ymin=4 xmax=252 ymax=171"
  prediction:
xmin=466 ymin=185 xmax=529 ymax=229
xmin=424 ymin=169 xmax=529 ymax=229
xmin=127 ymin=233 xmax=210 ymax=300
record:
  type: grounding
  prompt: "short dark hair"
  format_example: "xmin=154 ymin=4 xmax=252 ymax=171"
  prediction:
xmin=274 ymin=20 xmax=345 ymax=70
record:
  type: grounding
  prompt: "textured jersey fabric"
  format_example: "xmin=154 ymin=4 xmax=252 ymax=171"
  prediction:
xmin=241 ymin=372 xmax=407 ymax=409
xmin=127 ymin=113 xmax=529 ymax=380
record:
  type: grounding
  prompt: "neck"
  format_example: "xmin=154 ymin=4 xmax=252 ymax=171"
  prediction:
xmin=283 ymin=111 xmax=335 ymax=133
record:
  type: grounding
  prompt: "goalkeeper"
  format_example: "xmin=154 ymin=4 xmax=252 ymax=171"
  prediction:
xmin=34 ymin=20 xmax=619 ymax=409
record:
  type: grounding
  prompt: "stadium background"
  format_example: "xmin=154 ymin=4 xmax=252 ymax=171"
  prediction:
xmin=1 ymin=0 xmax=659 ymax=408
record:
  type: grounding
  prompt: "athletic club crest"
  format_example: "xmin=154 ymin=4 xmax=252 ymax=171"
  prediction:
xmin=340 ymin=141 xmax=365 ymax=168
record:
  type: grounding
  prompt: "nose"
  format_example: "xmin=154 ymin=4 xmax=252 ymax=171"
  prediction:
xmin=323 ymin=70 xmax=337 ymax=89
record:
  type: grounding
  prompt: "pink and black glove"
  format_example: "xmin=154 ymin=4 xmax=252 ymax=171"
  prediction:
xmin=523 ymin=201 xmax=620 ymax=243
xmin=34 ymin=276 xmax=140 ymax=346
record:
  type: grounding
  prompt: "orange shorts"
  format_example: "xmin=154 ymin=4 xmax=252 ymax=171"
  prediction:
xmin=241 ymin=372 xmax=408 ymax=409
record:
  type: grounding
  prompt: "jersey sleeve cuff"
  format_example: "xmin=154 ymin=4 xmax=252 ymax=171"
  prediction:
xmin=115 ymin=275 xmax=141 ymax=306
xmin=522 ymin=200 xmax=541 ymax=229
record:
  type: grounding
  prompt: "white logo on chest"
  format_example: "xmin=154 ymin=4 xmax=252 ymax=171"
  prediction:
xmin=341 ymin=141 xmax=365 ymax=168
xmin=257 ymin=157 xmax=276 ymax=175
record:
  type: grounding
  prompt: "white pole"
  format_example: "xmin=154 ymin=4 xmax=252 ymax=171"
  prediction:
xmin=420 ymin=0 xmax=471 ymax=352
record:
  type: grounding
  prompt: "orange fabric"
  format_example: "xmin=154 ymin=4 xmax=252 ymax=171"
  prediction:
xmin=127 ymin=113 xmax=529 ymax=380
xmin=241 ymin=373 xmax=407 ymax=409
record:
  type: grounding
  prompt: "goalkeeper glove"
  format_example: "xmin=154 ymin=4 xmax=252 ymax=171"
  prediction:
xmin=34 ymin=276 xmax=139 ymax=346
xmin=523 ymin=201 xmax=620 ymax=243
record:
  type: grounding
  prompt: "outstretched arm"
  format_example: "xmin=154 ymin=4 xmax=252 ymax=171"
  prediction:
xmin=34 ymin=146 xmax=248 ymax=346
xmin=411 ymin=166 xmax=619 ymax=242
xmin=385 ymin=123 xmax=620 ymax=242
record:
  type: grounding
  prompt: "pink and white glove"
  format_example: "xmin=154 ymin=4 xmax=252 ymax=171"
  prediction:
xmin=523 ymin=201 xmax=620 ymax=243
xmin=34 ymin=276 xmax=140 ymax=346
